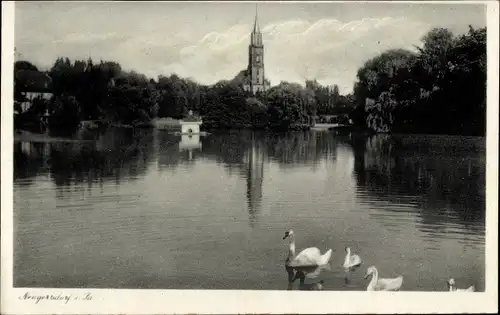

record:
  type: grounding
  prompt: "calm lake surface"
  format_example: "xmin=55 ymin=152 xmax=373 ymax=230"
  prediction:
xmin=13 ymin=128 xmax=486 ymax=291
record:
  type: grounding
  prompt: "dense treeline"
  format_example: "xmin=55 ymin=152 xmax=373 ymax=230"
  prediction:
xmin=350 ymin=26 xmax=486 ymax=136
xmin=14 ymin=26 xmax=485 ymax=136
xmin=14 ymin=58 xmax=160 ymax=132
xmin=14 ymin=57 xmax=354 ymax=133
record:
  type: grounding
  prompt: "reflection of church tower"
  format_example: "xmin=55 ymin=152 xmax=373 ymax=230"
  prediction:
xmin=245 ymin=134 xmax=265 ymax=225
xmin=243 ymin=5 xmax=270 ymax=94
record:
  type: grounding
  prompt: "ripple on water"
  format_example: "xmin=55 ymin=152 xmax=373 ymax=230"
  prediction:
xmin=12 ymin=131 xmax=486 ymax=291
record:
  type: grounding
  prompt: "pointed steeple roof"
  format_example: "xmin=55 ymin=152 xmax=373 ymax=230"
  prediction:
xmin=253 ymin=4 xmax=260 ymax=33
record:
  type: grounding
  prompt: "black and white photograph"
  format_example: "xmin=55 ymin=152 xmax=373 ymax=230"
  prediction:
xmin=1 ymin=1 xmax=498 ymax=314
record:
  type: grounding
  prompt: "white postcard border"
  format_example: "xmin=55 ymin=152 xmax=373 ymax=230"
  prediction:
xmin=2 ymin=1 xmax=498 ymax=314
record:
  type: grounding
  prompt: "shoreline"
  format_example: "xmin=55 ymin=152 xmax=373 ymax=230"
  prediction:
xmin=14 ymin=130 xmax=94 ymax=143
xmin=14 ymin=125 xmax=485 ymax=142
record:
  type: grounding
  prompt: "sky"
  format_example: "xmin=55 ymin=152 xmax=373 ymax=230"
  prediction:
xmin=14 ymin=1 xmax=486 ymax=94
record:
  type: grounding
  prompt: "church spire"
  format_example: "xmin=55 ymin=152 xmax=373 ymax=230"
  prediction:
xmin=250 ymin=3 xmax=262 ymax=46
xmin=244 ymin=2 xmax=268 ymax=95
xmin=253 ymin=4 xmax=260 ymax=33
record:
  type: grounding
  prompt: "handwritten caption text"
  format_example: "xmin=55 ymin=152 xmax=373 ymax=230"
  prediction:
xmin=19 ymin=292 xmax=93 ymax=304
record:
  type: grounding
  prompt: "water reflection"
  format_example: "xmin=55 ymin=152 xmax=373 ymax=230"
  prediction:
xmin=298 ymin=280 xmax=325 ymax=291
xmin=293 ymin=264 xmax=330 ymax=282
xmin=285 ymin=264 xmax=328 ymax=291
xmin=14 ymin=142 xmax=51 ymax=180
xmin=179 ymin=134 xmax=202 ymax=161
xmin=14 ymin=129 xmax=156 ymax=191
xmin=197 ymin=131 xmax=334 ymax=226
xmin=339 ymin=133 xmax=485 ymax=243
xmin=14 ymin=130 xmax=486 ymax=235
xmin=244 ymin=134 xmax=265 ymax=226
xmin=15 ymin=130 xmax=485 ymax=234
xmin=264 ymin=132 xmax=337 ymax=170
xmin=154 ymin=130 xmax=184 ymax=169
xmin=13 ymin=129 xmax=486 ymax=290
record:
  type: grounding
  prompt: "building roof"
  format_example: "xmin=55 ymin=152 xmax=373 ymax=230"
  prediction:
xmin=253 ymin=4 xmax=260 ymax=33
xmin=232 ymin=69 xmax=252 ymax=86
xmin=182 ymin=116 xmax=202 ymax=123
xmin=15 ymin=69 xmax=53 ymax=93
xmin=181 ymin=110 xmax=202 ymax=122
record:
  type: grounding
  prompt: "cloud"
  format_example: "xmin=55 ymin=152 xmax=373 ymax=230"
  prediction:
xmin=166 ymin=16 xmax=430 ymax=93
xmin=13 ymin=12 xmax=452 ymax=94
xmin=14 ymin=2 xmax=486 ymax=94
xmin=50 ymin=32 xmax=121 ymax=45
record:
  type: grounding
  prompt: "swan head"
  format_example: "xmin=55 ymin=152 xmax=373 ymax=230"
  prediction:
xmin=283 ymin=230 xmax=294 ymax=240
xmin=447 ymin=278 xmax=456 ymax=288
xmin=345 ymin=247 xmax=350 ymax=253
xmin=364 ymin=266 xmax=377 ymax=279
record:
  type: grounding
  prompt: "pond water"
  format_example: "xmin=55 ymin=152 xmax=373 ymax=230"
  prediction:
xmin=13 ymin=128 xmax=486 ymax=291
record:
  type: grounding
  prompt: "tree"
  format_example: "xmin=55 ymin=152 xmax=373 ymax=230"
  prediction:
xmin=352 ymin=49 xmax=416 ymax=130
xmin=351 ymin=26 xmax=486 ymax=136
xmin=49 ymin=94 xmax=82 ymax=133
xmin=265 ymin=84 xmax=303 ymax=130
xmin=105 ymin=79 xmax=157 ymax=126
xmin=245 ymin=97 xmax=268 ymax=129
xmin=16 ymin=56 xmax=359 ymax=133
xmin=14 ymin=61 xmax=38 ymax=72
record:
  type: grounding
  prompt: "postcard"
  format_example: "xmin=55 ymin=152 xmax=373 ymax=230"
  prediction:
xmin=1 ymin=1 xmax=498 ymax=314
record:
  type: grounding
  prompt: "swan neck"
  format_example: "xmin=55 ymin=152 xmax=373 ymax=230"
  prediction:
xmin=369 ymin=269 xmax=379 ymax=289
xmin=344 ymin=251 xmax=350 ymax=266
xmin=288 ymin=236 xmax=296 ymax=259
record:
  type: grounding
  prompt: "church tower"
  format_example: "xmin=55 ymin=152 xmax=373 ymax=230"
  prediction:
xmin=244 ymin=5 xmax=269 ymax=94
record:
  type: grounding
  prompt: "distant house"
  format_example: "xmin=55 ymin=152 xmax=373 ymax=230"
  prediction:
xmin=15 ymin=69 xmax=53 ymax=113
xmin=179 ymin=110 xmax=203 ymax=135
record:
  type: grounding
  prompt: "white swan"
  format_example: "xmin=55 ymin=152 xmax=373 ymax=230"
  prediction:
xmin=364 ymin=266 xmax=403 ymax=291
xmin=447 ymin=278 xmax=475 ymax=292
xmin=283 ymin=230 xmax=333 ymax=267
xmin=343 ymin=247 xmax=362 ymax=271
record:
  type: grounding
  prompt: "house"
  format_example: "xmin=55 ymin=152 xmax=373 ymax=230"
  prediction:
xmin=15 ymin=69 xmax=53 ymax=113
xmin=179 ymin=110 xmax=203 ymax=135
